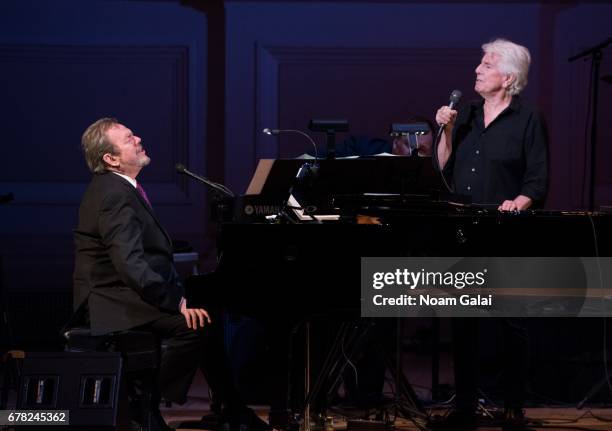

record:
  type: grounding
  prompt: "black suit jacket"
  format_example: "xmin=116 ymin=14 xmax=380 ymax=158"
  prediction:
xmin=73 ymin=172 xmax=183 ymax=335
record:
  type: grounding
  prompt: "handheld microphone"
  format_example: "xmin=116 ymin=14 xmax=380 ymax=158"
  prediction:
xmin=175 ymin=163 xmax=235 ymax=198
xmin=435 ymin=89 xmax=462 ymax=141
xmin=449 ymin=89 xmax=462 ymax=108
xmin=437 ymin=90 xmax=462 ymax=130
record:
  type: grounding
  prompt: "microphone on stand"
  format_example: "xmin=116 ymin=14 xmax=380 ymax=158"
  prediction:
xmin=175 ymin=163 xmax=235 ymax=198
xmin=262 ymin=127 xmax=320 ymax=182
xmin=262 ymin=127 xmax=321 ymax=219
xmin=433 ymin=89 xmax=462 ymax=194
xmin=262 ymin=128 xmax=319 ymax=162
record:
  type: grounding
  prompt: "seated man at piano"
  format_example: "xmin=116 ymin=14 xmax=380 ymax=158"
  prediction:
xmin=431 ymin=39 xmax=548 ymax=431
xmin=312 ymin=116 xmax=434 ymax=158
xmin=72 ymin=118 xmax=264 ymax=431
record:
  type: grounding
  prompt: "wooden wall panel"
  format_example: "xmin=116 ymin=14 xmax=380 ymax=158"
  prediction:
xmin=255 ymin=46 xmax=481 ymax=158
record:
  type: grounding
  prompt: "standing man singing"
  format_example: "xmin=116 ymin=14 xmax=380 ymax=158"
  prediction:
xmin=436 ymin=38 xmax=548 ymax=210
xmin=431 ymin=39 xmax=549 ymax=431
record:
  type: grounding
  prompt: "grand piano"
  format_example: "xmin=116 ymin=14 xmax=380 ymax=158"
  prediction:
xmin=185 ymin=157 xmax=612 ymax=427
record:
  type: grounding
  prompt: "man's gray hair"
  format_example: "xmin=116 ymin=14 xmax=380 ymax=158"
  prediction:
xmin=81 ymin=117 xmax=118 ymax=174
xmin=482 ymin=38 xmax=531 ymax=96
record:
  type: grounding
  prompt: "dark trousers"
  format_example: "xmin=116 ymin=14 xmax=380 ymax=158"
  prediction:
xmin=137 ymin=312 xmax=239 ymax=407
xmin=453 ymin=317 xmax=528 ymax=411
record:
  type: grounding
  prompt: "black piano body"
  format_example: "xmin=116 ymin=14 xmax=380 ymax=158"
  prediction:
xmin=187 ymin=208 xmax=612 ymax=317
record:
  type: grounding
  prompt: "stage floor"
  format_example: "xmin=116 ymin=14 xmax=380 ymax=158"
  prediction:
xmin=162 ymin=370 xmax=612 ymax=431
xmin=162 ymin=403 xmax=612 ymax=431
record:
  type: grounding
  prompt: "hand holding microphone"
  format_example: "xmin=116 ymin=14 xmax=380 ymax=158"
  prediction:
xmin=435 ymin=106 xmax=458 ymax=131
xmin=435 ymin=89 xmax=462 ymax=134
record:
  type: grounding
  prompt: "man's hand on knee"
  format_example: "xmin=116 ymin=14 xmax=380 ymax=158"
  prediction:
xmin=179 ymin=297 xmax=212 ymax=329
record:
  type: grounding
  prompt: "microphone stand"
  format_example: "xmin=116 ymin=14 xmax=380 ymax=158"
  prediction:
xmin=176 ymin=165 xmax=236 ymax=223
xmin=571 ymin=39 xmax=612 ymax=409
xmin=569 ymin=37 xmax=611 ymax=211
xmin=178 ymin=168 xmax=235 ymax=199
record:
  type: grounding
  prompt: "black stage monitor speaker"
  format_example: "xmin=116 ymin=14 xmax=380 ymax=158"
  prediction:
xmin=17 ymin=351 xmax=129 ymax=430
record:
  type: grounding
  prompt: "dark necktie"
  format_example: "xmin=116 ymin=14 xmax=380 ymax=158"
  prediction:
xmin=136 ymin=182 xmax=152 ymax=207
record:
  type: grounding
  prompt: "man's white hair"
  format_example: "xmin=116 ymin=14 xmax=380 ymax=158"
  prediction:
xmin=482 ymin=38 xmax=531 ymax=96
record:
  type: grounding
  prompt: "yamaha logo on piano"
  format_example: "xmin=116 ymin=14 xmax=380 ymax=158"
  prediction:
xmin=244 ymin=204 xmax=282 ymax=216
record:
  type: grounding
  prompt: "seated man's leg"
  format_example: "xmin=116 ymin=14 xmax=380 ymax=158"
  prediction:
xmin=142 ymin=312 xmax=242 ymax=408
xmin=140 ymin=312 xmax=213 ymax=404
xmin=198 ymin=311 xmax=243 ymax=410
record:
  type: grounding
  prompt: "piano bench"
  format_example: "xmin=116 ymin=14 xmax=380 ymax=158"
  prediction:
xmin=63 ymin=328 xmax=166 ymax=372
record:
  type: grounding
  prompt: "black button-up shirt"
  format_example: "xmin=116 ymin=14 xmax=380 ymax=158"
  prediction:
xmin=443 ymin=96 xmax=548 ymax=206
